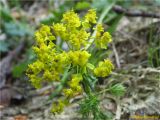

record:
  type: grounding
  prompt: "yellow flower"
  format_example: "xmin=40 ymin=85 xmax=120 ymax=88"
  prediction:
xmin=49 ymin=70 xmax=60 ymax=81
xmin=40 ymin=25 xmax=50 ymax=33
xmin=35 ymin=25 xmax=55 ymax=42
xmin=69 ymin=29 xmax=90 ymax=49
xmin=68 ymin=50 xmax=91 ymax=66
xmin=72 ymin=74 xmax=83 ymax=82
xmin=27 ymin=74 xmax=42 ymax=89
xmin=35 ymin=31 xmax=43 ymax=44
xmin=28 ymin=60 xmax=44 ymax=75
xmin=52 ymin=23 xmax=67 ymax=39
xmin=62 ymin=10 xmax=81 ymax=28
xmin=96 ymin=23 xmax=104 ymax=32
xmin=51 ymin=100 xmax=65 ymax=114
xmin=53 ymin=23 xmax=66 ymax=34
xmin=69 ymin=74 xmax=82 ymax=88
xmin=101 ymin=32 xmax=112 ymax=43
xmin=74 ymin=85 xmax=82 ymax=93
xmin=64 ymin=74 xmax=83 ymax=98
xmin=63 ymin=88 xmax=74 ymax=97
xmin=95 ymin=32 xmax=112 ymax=49
xmin=43 ymin=70 xmax=52 ymax=80
xmin=84 ymin=9 xmax=97 ymax=24
xmin=94 ymin=59 xmax=114 ymax=77
xmin=57 ymin=51 xmax=70 ymax=65
xmin=79 ymin=51 xmax=91 ymax=66
xmin=68 ymin=51 xmax=79 ymax=65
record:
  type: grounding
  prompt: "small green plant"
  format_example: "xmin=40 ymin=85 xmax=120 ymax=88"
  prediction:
xmin=26 ymin=9 xmax=124 ymax=120
xmin=148 ymin=25 xmax=160 ymax=67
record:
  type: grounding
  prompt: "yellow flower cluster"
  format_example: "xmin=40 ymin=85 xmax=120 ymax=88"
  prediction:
xmin=51 ymin=74 xmax=83 ymax=113
xmin=94 ymin=59 xmax=114 ymax=77
xmin=27 ymin=60 xmax=44 ymax=88
xmin=53 ymin=10 xmax=92 ymax=50
xmin=27 ymin=9 xmax=114 ymax=114
xmin=63 ymin=74 xmax=83 ymax=98
xmin=52 ymin=23 xmax=66 ymax=39
xmin=85 ymin=9 xmax=97 ymax=24
xmin=62 ymin=10 xmax=81 ymax=28
xmin=68 ymin=50 xmax=91 ymax=66
xmin=35 ymin=25 xmax=55 ymax=44
xmin=69 ymin=29 xmax=90 ymax=49
xmin=95 ymin=24 xmax=112 ymax=49
xmin=51 ymin=100 xmax=65 ymax=114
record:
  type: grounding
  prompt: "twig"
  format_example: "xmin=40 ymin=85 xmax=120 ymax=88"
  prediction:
xmin=36 ymin=85 xmax=53 ymax=95
xmin=112 ymin=42 xmax=121 ymax=69
xmin=0 ymin=40 xmax=25 ymax=88
xmin=113 ymin=5 xmax=160 ymax=18
xmin=0 ymin=85 xmax=11 ymax=108
xmin=114 ymin=99 xmax=121 ymax=120
xmin=132 ymin=67 xmax=160 ymax=74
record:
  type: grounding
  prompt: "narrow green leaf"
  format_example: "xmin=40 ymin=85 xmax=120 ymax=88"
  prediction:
xmin=86 ymin=63 xmax=95 ymax=70
xmin=108 ymin=14 xmax=123 ymax=34
xmin=109 ymin=84 xmax=126 ymax=96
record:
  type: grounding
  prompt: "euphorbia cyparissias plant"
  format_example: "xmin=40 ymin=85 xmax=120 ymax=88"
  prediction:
xmin=26 ymin=9 xmax=114 ymax=114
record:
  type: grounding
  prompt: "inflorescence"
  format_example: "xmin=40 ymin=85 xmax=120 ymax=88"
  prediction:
xmin=27 ymin=9 xmax=114 ymax=114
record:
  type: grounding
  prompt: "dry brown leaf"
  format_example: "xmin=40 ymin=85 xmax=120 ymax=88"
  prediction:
xmin=14 ymin=115 xmax=28 ymax=120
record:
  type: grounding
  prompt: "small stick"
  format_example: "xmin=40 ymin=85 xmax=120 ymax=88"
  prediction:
xmin=132 ymin=67 xmax=160 ymax=73
xmin=113 ymin=5 xmax=160 ymax=18
xmin=112 ymin=42 xmax=121 ymax=69
xmin=0 ymin=40 xmax=25 ymax=88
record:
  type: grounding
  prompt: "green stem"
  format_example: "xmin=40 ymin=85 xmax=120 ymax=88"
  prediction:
xmin=59 ymin=39 xmax=63 ymax=48
xmin=77 ymin=65 xmax=79 ymax=73
xmin=48 ymin=66 xmax=71 ymax=100
xmin=56 ymin=45 xmax=63 ymax=52
xmin=97 ymin=88 xmax=110 ymax=95
xmin=82 ymin=75 xmax=91 ymax=95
